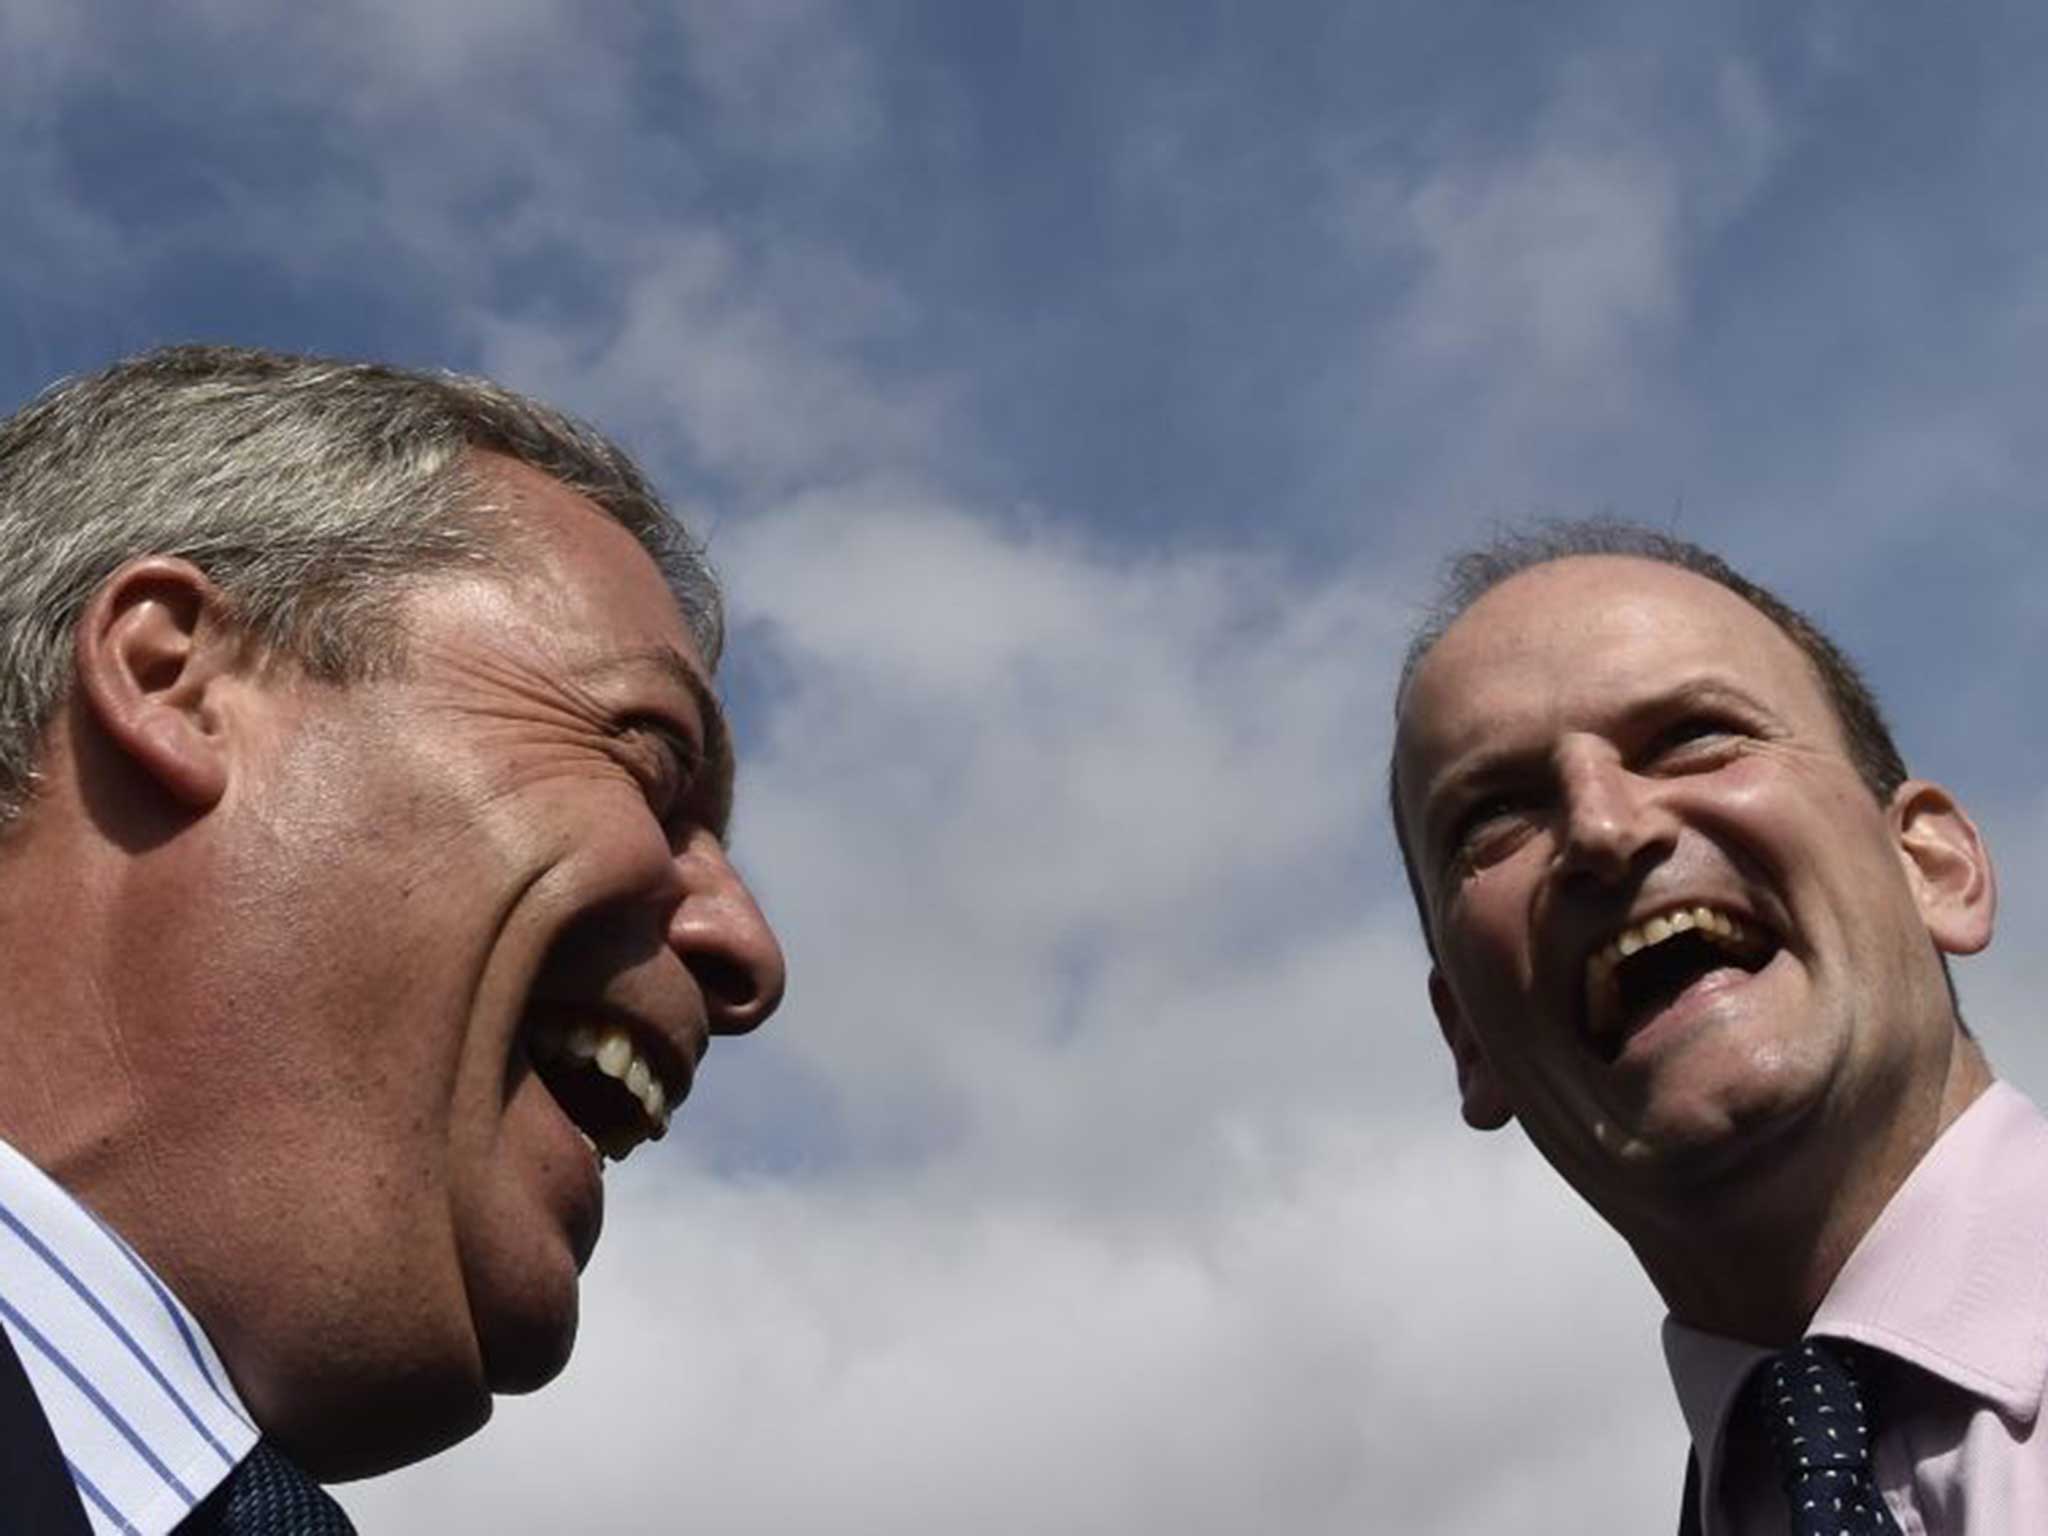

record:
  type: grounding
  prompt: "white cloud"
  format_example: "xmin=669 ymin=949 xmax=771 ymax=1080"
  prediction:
xmin=476 ymin=248 xmax=953 ymax=496
xmin=1398 ymin=142 xmax=1679 ymax=388
xmin=341 ymin=1130 xmax=1682 ymax=1534
xmin=0 ymin=0 xmax=939 ymax=502
xmin=1316 ymin=35 xmax=1799 ymax=532
xmin=1343 ymin=46 xmax=1786 ymax=421
xmin=715 ymin=492 xmax=1421 ymax=1198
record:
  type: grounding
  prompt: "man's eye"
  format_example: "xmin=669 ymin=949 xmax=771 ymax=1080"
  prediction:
xmin=624 ymin=724 xmax=700 ymax=827
xmin=1447 ymin=796 xmax=1533 ymax=870
xmin=1648 ymin=716 xmax=1742 ymax=767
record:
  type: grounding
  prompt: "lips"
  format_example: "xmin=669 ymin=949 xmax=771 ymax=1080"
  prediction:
xmin=1582 ymin=902 xmax=1778 ymax=1057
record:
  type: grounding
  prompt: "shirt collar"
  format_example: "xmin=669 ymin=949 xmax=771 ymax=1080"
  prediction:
xmin=1662 ymin=1317 xmax=1769 ymax=1504
xmin=1665 ymin=1082 xmax=2048 ymax=1500
xmin=1811 ymin=1079 xmax=2048 ymax=1424
xmin=0 ymin=1135 xmax=257 ymax=1534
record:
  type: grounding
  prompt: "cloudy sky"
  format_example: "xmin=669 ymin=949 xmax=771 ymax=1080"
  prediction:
xmin=7 ymin=3 xmax=2048 ymax=1530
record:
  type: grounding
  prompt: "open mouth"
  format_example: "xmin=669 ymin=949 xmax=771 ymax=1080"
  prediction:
xmin=526 ymin=1018 xmax=681 ymax=1164
xmin=1583 ymin=904 xmax=1778 ymax=1060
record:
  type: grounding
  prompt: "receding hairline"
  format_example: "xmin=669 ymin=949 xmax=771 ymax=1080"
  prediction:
xmin=1386 ymin=542 xmax=1898 ymax=958
xmin=1403 ymin=550 xmax=1819 ymax=707
xmin=1393 ymin=550 xmax=1861 ymax=806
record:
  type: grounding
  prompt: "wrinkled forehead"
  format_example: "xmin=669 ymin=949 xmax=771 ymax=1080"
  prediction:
xmin=1394 ymin=556 xmax=1833 ymax=804
xmin=471 ymin=457 xmax=698 ymax=640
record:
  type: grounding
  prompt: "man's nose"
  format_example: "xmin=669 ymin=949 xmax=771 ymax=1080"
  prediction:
xmin=1554 ymin=744 xmax=1673 ymax=886
xmin=667 ymin=830 xmax=787 ymax=1035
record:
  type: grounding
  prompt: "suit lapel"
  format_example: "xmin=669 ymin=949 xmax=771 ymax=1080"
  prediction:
xmin=0 ymin=1321 xmax=94 ymax=1536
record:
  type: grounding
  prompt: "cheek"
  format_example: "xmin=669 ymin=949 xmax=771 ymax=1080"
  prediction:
xmin=1440 ymin=865 xmax=1539 ymax=975
xmin=523 ymin=772 xmax=676 ymax=872
xmin=1436 ymin=919 xmax=1536 ymax=1049
xmin=1699 ymin=761 xmax=1876 ymax=872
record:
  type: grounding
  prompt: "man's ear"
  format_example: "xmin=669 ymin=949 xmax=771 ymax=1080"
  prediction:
xmin=1429 ymin=966 xmax=1513 ymax=1131
xmin=73 ymin=557 xmax=250 ymax=811
xmin=1891 ymin=778 xmax=1996 ymax=957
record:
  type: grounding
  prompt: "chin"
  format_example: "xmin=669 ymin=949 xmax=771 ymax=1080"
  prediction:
xmin=484 ymin=1322 xmax=580 ymax=1397
xmin=476 ymin=1272 xmax=584 ymax=1397
xmin=244 ymin=1274 xmax=572 ymax=1479
xmin=280 ymin=1300 xmax=572 ymax=1479
xmin=264 ymin=1366 xmax=496 ymax=1483
xmin=1594 ymin=1087 xmax=1823 ymax=1208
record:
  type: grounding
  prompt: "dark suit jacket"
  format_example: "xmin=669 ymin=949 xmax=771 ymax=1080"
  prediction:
xmin=1678 ymin=1452 xmax=1702 ymax=1536
xmin=0 ymin=1321 xmax=93 ymax=1535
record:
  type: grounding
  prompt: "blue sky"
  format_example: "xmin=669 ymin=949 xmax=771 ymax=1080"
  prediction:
xmin=7 ymin=3 xmax=2048 ymax=1530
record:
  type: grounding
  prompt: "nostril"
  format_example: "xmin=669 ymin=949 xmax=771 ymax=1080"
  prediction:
xmin=698 ymin=954 xmax=752 ymax=1009
xmin=695 ymin=950 xmax=783 ymax=1031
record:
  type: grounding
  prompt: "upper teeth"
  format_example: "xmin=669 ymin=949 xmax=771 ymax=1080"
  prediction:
xmin=1613 ymin=905 xmax=1744 ymax=959
xmin=1585 ymin=904 xmax=1759 ymax=1012
xmin=531 ymin=1020 xmax=674 ymax=1151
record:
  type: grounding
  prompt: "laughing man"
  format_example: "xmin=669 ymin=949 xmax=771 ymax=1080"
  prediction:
xmin=1390 ymin=521 xmax=2041 ymax=1534
xmin=0 ymin=347 xmax=785 ymax=1533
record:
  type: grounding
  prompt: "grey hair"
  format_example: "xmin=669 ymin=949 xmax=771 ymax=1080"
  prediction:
xmin=0 ymin=344 xmax=722 ymax=824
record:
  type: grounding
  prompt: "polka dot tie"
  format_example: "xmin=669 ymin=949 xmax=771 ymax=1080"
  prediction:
xmin=178 ymin=1440 xmax=357 ymax=1534
xmin=1749 ymin=1341 xmax=1903 ymax=1536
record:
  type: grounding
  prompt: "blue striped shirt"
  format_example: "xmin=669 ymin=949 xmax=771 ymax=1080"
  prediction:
xmin=0 ymin=1136 xmax=257 ymax=1536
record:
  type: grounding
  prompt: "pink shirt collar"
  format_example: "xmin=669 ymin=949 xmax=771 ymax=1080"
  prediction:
xmin=1664 ymin=1081 xmax=2048 ymax=1490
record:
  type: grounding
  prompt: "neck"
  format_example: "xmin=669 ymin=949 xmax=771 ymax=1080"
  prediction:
xmin=0 ymin=771 xmax=255 ymax=1346
xmin=0 ymin=835 xmax=146 ymax=1183
xmin=1629 ymin=1034 xmax=1994 ymax=1346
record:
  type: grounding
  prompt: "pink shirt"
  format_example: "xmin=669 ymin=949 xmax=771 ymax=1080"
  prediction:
xmin=1665 ymin=1082 xmax=2048 ymax=1535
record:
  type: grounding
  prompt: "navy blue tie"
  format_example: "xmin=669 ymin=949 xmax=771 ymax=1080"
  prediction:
xmin=1748 ymin=1341 xmax=1903 ymax=1536
xmin=178 ymin=1440 xmax=357 ymax=1535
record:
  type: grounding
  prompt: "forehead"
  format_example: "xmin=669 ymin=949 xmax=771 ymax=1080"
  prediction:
xmin=474 ymin=456 xmax=694 ymax=651
xmin=405 ymin=456 xmax=726 ymax=743
xmin=1396 ymin=555 xmax=1836 ymax=789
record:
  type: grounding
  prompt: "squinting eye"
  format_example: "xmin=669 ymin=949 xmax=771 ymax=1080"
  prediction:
xmin=1649 ymin=716 xmax=1741 ymax=766
xmin=623 ymin=724 xmax=700 ymax=829
xmin=1447 ymin=796 xmax=1534 ymax=871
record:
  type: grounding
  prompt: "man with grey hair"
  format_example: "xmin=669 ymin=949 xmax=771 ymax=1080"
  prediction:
xmin=0 ymin=347 xmax=786 ymax=1533
xmin=1389 ymin=521 xmax=2044 ymax=1534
